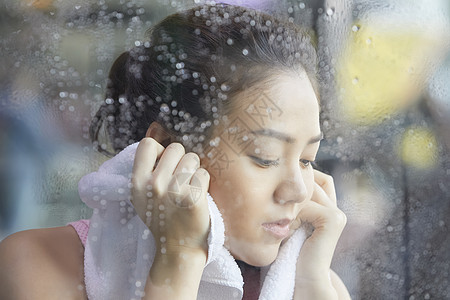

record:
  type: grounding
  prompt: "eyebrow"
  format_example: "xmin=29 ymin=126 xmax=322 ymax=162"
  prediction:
xmin=250 ymin=129 xmax=323 ymax=144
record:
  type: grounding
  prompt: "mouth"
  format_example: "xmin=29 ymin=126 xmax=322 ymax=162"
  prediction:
xmin=262 ymin=219 xmax=292 ymax=240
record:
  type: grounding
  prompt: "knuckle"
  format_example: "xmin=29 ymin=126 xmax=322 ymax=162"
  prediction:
xmin=140 ymin=137 xmax=157 ymax=148
xmin=323 ymin=173 xmax=334 ymax=184
xmin=323 ymin=208 xmax=347 ymax=228
xmin=186 ymin=152 xmax=200 ymax=163
xmin=334 ymin=209 xmax=347 ymax=227
xmin=167 ymin=180 xmax=177 ymax=192
xmin=167 ymin=142 xmax=185 ymax=154
xmin=151 ymin=177 xmax=165 ymax=196
xmin=168 ymin=176 xmax=183 ymax=191
xmin=197 ymin=167 xmax=210 ymax=179
xmin=131 ymin=177 xmax=144 ymax=192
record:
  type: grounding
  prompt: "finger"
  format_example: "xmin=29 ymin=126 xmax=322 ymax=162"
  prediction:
xmin=296 ymin=201 xmax=347 ymax=272
xmin=174 ymin=152 xmax=200 ymax=175
xmin=168 ymin=167 xmax=210 ymax=208
xmin=132 ymin=138 xmax=165 ymax=189
xmin=291 ymin=183 xmax=334 ymax=230
xmin=298 ymin=201 xmax=346 ymax=232
xmin=190 ymin=168 xmax=210 ymax=206
xmin=166 ymin=153 xmax=201 ymax=207
xmin=290 ymin=215 xmax=302 ymax=231
xmin=152 ymin=143 xmax=185 ymax=195
xmin=310 ymin=182 xmax=335 ymax=208
xmin=313 ymin=170 xmax=337 ymax=204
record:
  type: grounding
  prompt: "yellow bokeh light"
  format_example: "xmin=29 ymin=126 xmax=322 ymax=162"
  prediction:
xmin=399 ymin=127 xmax=438 ymax=169
xmin=337 ymin=21 xmax=439 ymax=125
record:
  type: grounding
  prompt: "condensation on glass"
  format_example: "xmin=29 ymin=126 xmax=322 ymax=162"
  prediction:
xmin=0 ymin=0 xmax=449 ymax=299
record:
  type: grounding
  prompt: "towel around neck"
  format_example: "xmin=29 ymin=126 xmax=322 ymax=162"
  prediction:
xmin=78 ymin=142 xmax=308 ymax=300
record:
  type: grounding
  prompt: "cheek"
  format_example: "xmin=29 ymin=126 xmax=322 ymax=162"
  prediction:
xmin=207 ymin=164 xmax=273 ymax=228
xmin=207 ymin=169 xmax=247 ymax=214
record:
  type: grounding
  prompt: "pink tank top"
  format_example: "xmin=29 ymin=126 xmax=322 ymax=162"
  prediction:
xmin=67 ymin=219 xmax=90 ymax=247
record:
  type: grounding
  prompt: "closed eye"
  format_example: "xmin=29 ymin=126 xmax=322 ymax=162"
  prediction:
xmin=249 ymin=156 xmax=280 ymax=168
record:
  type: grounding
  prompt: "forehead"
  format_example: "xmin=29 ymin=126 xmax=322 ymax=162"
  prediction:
xmin=224 ymin=72 xmax=320 ymax=142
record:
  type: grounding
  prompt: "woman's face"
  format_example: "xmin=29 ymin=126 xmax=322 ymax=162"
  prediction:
xmin=201 ymin=72 xmax=321 ymax=267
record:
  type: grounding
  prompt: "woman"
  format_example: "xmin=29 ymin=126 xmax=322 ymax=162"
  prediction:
xmin=0 ymin=4 xmax=349 ymax=299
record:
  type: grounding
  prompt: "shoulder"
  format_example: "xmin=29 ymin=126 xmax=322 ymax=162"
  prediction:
xmin=0 ymin=226 xmax=87 ymax=299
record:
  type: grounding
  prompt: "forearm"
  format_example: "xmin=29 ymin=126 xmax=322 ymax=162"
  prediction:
xmin=293 ymin=270 xmax=351 ymax=300
xmin=294 ymin=279 xmax=338 ymax=300
xmin=143 ymin=250 xmax=206 ymax=299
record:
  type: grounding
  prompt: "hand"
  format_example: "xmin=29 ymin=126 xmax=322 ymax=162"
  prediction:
xmin=293 ymin=170 xmax=347 ymax=299
xmin=131 ymin=138 xmax=211 ymax=298
xmin=131 ymin=138 xmax=211 ymax=260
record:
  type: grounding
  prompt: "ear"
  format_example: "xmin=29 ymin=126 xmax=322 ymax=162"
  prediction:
xmin=145 ymin=122 xmax=173 ymax=147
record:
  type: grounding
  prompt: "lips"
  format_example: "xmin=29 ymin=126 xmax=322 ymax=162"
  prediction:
xmin=262 ymin=219 xmax=292 ymax=239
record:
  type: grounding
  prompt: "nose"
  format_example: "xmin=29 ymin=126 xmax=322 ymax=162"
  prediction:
xmin=273 ymin=168 xmax=308 ymax=205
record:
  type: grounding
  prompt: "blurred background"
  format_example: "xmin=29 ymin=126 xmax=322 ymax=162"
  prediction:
xmin=0 ymin=0 xmax=449 ymax=299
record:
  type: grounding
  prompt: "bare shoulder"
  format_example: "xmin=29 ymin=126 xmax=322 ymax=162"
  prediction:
xmin=330 ymin=269 xmax=352 ymax=300
xmin=0 ymin=226 xmax=87 ymax=299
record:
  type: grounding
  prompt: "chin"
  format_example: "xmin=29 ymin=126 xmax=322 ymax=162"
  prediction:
xmin=243 ymin=256 xmax=276 ymax=267
xmin=232 ymin=243 xmax=280 ymax=267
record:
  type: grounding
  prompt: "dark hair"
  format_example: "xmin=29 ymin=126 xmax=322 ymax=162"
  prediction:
xmin=90 ymin=3 xmax=318 ymax=155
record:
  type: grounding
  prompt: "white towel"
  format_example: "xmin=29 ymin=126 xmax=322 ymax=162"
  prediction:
xmin=79 ymin=142 xmax=308 ymax=300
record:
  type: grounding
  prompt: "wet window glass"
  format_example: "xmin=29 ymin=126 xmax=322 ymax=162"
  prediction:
xmin=1 ymin=0 xmax=449 ymax=299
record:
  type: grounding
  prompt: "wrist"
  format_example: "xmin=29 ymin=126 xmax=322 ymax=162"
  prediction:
xmin=294 ymin=273 xmax=338 ymax=300
xmin=150 ymin=248 xmax=206 ymax=285
xmin=144 ymin=250 xmax=206 ymax=299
